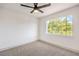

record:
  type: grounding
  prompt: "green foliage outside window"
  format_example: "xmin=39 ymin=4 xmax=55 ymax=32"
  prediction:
xmin=47 ymin=16 xmax=72 ymax=36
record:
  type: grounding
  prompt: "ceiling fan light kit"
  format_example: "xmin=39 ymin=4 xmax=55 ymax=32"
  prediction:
xmin=20 ymin=3 xmax=51 ymax=13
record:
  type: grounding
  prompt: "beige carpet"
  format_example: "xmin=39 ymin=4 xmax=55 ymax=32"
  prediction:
xmin=0 ymin=40 xmax=79 ymax=56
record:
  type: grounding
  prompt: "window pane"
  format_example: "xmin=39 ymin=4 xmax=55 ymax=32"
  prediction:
xmin=67 ymin=15 xmax=72 ymax=36
xmin=47 ymin=15 xmax=72 ymax=36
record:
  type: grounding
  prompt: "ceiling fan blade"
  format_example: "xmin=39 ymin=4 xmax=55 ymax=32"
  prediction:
xmin=38 ymin=3 xmax=51 ymax=9
xmin=37 ymin=9 xmax=44 ymax=13
xmin=20 ymin=4 xmax=33 ymax=8
xmin=30 ymin=9 xmax=35 ymax=13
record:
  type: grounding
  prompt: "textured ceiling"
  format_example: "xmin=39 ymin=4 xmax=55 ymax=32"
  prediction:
xmin=0 ymin=3 xmax=79 ymax=18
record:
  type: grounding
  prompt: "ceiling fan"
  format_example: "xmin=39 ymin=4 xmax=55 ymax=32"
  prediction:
xmin=20 ymin=3 xmax=51 ymax=13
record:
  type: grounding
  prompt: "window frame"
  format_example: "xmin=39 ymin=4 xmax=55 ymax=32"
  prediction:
xmin=46 ymin=15 xmax=73 ymax=36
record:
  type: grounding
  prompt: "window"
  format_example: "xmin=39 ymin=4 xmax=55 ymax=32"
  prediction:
xmin=47 ymin=15 xmax=72 ymax=36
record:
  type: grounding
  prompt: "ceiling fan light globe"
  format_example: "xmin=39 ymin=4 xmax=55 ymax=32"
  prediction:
xmin=34 ymin=10 xmax=39 ymax=13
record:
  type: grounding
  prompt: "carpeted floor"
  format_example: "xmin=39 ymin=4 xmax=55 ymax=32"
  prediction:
xmin=0 ymin=41 xmax=79 ymax=56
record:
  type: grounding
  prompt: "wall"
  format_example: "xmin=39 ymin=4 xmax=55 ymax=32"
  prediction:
xmin=39 ymin=5 xmax=79 ymax=52
xmin=0 ymin=5 xmax=38 ymax=51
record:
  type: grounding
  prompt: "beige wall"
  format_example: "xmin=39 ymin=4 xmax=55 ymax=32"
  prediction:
xmin=39 ymin=5 xmax=79 ymax=52
xmin=0 ymin=6 xmax=38 ymax=51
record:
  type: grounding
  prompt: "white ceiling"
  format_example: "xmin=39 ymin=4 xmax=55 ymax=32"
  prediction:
xmin=0 ymin=3 xmax=79 ymax=18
